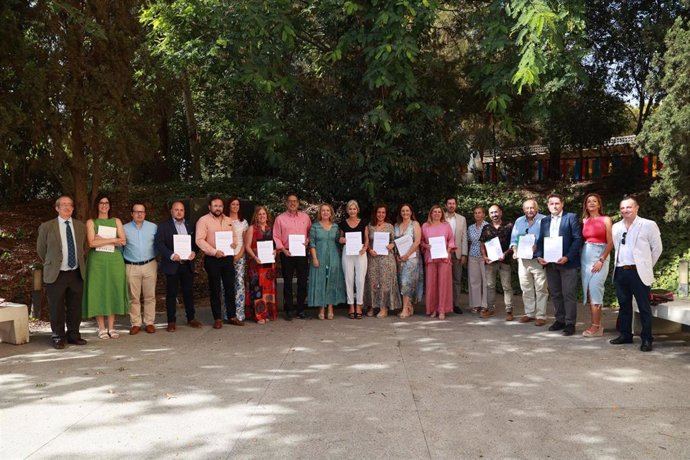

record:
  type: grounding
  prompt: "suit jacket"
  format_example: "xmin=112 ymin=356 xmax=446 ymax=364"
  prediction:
xmin=612 ymin=216 xmax=662 ymax=286
xmin=535 ymin=212 xmax=582 ymax=269
xmin=445 ymin=213 xmax=468 ymax=258
xmin=36 ymin=218 xmax=88 ymax=283
xmin=155 ymin=218 xmax=198 ymax=275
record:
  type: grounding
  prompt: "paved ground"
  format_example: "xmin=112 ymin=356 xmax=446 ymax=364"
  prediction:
xmin=1 ymin=296 xmax=689 ymax=460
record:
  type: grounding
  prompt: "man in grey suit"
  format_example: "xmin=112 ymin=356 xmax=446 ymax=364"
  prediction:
xmin=610 ymin=197 xmax=663 ymax=352
xmin=36 ymin=196 xmax=89 ymax=349
xmin=445 ymin=197 xmax=468 ymax=314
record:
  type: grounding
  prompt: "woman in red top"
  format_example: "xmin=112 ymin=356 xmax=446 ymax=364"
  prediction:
xmin=581 ymin=193 xmax=613 ymax=337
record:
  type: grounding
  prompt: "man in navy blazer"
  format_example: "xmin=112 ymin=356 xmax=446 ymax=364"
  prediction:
xmin=535 ymin=193 xmax=582 ymax=336
xmin=155 ymin=201 xmax=202 ymax=332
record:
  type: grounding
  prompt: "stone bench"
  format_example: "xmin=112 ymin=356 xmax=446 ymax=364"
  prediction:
xmin=0 ymin=302 xmax=30 ymax=345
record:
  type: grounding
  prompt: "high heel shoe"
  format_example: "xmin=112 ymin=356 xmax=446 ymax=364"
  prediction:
xmin=348 ymin=307 xmax=356 ymax=319
xmin=318 ymin=308 xmax=325 ymax=320
xmin=399 ymin=306 xmax=412 ymax=319
xmin=582 ymin=324 xmax=604 ymax=337
xmin=327 ymin=306 xmax=334 ymax=320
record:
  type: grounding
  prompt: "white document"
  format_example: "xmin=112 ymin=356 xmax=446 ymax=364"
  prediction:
xmin=95 ymin=225 xmax=116 ymax=253
xmin=544 ymin=236 xmax=563 ymax=263
xmin=373 ymin=232 xmax=389 ymax=255
xmin=429 ymin=236 xmax=448 ymax=260
xmin=173 ymin=234 xmax=192 ymax=259
xmin=516 ymin=234 xmax=535 ymax=259
xmin=345 ymin=232 xmax=363 ymax=256
xmin=257 ymin=240 xmax=275 ymax=264
xmin=484 ymin=237 xmax=504 ymax=262
xmin=215 ymin=231 xmax=235 ymax=256
xmin=394 ymin=234 xmax=416 ymax=259
xmin=288 ymin=234 xmax=306 ymax=257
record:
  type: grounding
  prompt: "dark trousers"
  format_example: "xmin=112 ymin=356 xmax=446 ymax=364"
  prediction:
xmin=204 ymin=256 xmax=235 ymax=320
xmin=545 ymin=264 xmax=578 ymax=325
xmin=614 ymin=268 xmax=653 ymax=342
xmin=165 ymin=265 xmax=195 ymax=323
xmin=280 ymin=253 xmax=308 ymax=314
xmin=45 ymin=270 xmax=83 ymax=340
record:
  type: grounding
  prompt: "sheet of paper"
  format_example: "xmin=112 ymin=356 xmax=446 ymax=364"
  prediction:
xmin=215 ymin=231 xmax=235 ymax=256
xmin=372 ymin=232 xmax=389 ymax=255
xmin=484 ymin=236 xmax=504 ymax=262
xmin=429 ymin=236 xmax=448 ymax=260
xmin=394 ymin=234 xmax=416 ymax=259
xmin=516 ymin=234 xmax=535 ymax=259
xmin=345 ymin=232 xmax=363 ymax=256
xmin=173 ymin=234 xmax=192 ymax=260
xmin=95 ymin=225 xmax=116 ymax=253
xmin=544 ymin=236 xmax=563 ymax=263
xmin=288 ymin=234 xmax=306 ymax=257
xmin=257 ymin=240 xmax=275 ymax=264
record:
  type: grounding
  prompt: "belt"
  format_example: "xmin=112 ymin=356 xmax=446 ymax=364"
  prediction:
xmin=124 ymin=258 xmax=155 ymax=265
xmin=619 ymin=265 xmax=636 ymax=270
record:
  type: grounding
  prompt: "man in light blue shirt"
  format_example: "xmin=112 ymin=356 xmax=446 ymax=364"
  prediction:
xmin=510 ymin=199 xmax=548 ymax=326
xmin=123 ymin=202 xmax=158 ymax=334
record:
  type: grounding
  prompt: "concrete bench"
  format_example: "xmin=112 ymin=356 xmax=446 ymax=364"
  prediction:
xmin=0 ymin=303 xmax=30 ymax=345
xmin=633 ymin=298 xmax=690 ymax=333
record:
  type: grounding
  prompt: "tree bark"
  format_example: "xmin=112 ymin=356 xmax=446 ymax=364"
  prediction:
xmin=181 ymin=70 xmax=201 ymax=180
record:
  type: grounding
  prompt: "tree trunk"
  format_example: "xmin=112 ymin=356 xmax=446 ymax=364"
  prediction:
xmin=181 ymin=71 xmax=201 ymax=180
xmin=549 ymin=150 xmax=561 ymax=181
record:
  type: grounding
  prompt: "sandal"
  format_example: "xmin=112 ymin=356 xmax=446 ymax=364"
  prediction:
xmin=470 ymin=307 xmax=482 ymax=314
xmin=355 ymin=312 xmax=363 ymax=319
xmin=348 ymin=307 xmax=355 ymax=319
xmin=98 ymin=330 xmax=110 ymax=340
xmin=108 ymin=329 xmax=120 ymax=339
xmin=257 ymin=319 xmax=266 ymax=325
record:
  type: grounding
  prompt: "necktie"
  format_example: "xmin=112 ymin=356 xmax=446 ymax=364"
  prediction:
xmin=65 ymin=221 xmax=76 ymax=269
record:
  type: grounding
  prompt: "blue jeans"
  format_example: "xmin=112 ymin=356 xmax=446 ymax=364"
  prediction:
xmin=614 ymin=268 xmax=653 ymax=342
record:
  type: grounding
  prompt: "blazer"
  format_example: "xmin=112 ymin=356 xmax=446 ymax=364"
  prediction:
xmin=612 ymin=217 xmax=662 ymax=286
xmin=155 ymin=218 xmax=198 ymax=275
xmin=445 ymin=213 xmax=469 ymax=258
xmin=36 ymin=218 xmax=88 ymax=283
xmin=534 ymin=212 xmax=582 ymax=269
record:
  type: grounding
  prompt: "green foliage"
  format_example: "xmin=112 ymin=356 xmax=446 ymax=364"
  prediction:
xmin=636 ymin=17 xmax=690 ymax=223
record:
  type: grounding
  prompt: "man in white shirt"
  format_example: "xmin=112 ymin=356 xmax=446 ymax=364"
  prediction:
xmin=609 ymin=197 xmax=662 ymax=352
xmin=445 ymin=197 xmax=468 ymax=314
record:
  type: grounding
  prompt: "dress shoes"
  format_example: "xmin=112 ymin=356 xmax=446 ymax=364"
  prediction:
xmin=67 ymin=337 xmax=87 ymax=346
xmin=52 ymin=338 xmax=66 ymax=349
xmin=283 ymin=311 xmax=293 ymax=321
xmin=505 ymin=312 xmax=514 ymax=321
xmin=167 ymin=322 xmax=176 ymax=332
xmin=453 ymin=306 xmax=463 ymax=315
xmin=296 ymin=312 xmax=307 ymax=320
xmin=519 ymin=315 xmax=535 ymax=323
xmin=187 ymin=319 xmax=202 ymax=328
xmin=640 ymin=341 xmax=653 ymax=352
xmin=534 ymin=319 xmax=546 ymax=327
xmin=129 ymin=325 xmax=141 ymax=335
xmin=480 ymin=308 xmax=496 ymax=318
xmin=145 ymin=324 xmax=156 ymax=333
xmin=609 ymin=336 xmax=633 ymax=345
xmin=213 ymin=319 xmax=223 ymax=329
xmin=548 ymin=321 xmax=565 ymax=331
xmin=227 ymin=317 xmax=245 ymax=326
xmin=562 ymin=324 xmax=575 ymax=336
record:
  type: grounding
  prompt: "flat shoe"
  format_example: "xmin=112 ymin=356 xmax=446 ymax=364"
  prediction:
xmin=108 ymin=330 xmax=120 ymax=339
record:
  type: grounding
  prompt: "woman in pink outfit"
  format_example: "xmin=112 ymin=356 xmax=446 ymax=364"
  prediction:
xmin=420 ymin=205 xmax=456 ymax=319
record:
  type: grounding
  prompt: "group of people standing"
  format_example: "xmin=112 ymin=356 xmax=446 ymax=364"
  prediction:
xmin=37 ymin=191 xmax=662 ymax=353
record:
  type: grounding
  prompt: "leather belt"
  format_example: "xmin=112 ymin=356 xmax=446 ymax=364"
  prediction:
xmin=124 ymin=258 xmax=155 ymax=265
xmin=619 ymin=265 xmax=637 ymax=270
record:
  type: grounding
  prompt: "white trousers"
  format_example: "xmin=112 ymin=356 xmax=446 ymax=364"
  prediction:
xmin=342 ymin=252 xmax=367 ymax=305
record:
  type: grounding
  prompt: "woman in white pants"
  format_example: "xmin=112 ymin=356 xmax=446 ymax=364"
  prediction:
xmin=338 ymin=200 xmax=368 ymax=319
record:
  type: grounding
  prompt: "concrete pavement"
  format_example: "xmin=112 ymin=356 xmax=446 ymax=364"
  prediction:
xmin=1 ymin=297 xmax=689 ymax=459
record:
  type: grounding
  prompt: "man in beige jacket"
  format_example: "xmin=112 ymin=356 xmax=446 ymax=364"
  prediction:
xmin=445 ymin=197 xmax=468 ymax=314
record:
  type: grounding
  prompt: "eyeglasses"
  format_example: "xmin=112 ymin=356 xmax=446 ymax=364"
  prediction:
xmin=622 ymin=232 xmax=627 ymax=245
xmin=98 ymin=201 xmax=110 ymax=205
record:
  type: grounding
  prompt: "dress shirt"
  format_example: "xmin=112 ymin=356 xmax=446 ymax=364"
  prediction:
xmin=510 ymin=213 xmax=545 ymax=247
xmin=195 ymin=213 xmax=235 ymax=256
xmin=273 ymin=211 xmax=312 ymax=251
xmin=58 ymin=216 xmax=79 ymax=271
xmin=173 ymin=219 xmax=188 ymax=235
xmin=616 ymin=217 xmax=639 ymax=266
xmin=549 ymin=212 xmax=563 ymax=237
xmin=446 ymin=213 xmax=457 ymax=234
xmin=123 ymin=220 xmax=157 ymax=262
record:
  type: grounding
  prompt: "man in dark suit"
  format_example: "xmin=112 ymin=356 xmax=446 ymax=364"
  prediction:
xmin=36 ymin=195 xmax=89 ymax=349
xmin=535 ymin=193 xmax=582 ymax=336
xmin=155 ymin=200 xmax=202 ymax=332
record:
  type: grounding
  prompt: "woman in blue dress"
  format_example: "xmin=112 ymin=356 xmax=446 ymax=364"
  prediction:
xmin=394 ymin=203 xmax=423 ymax=318
xmin=308 ymin=203 xmax=346 ymax=319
